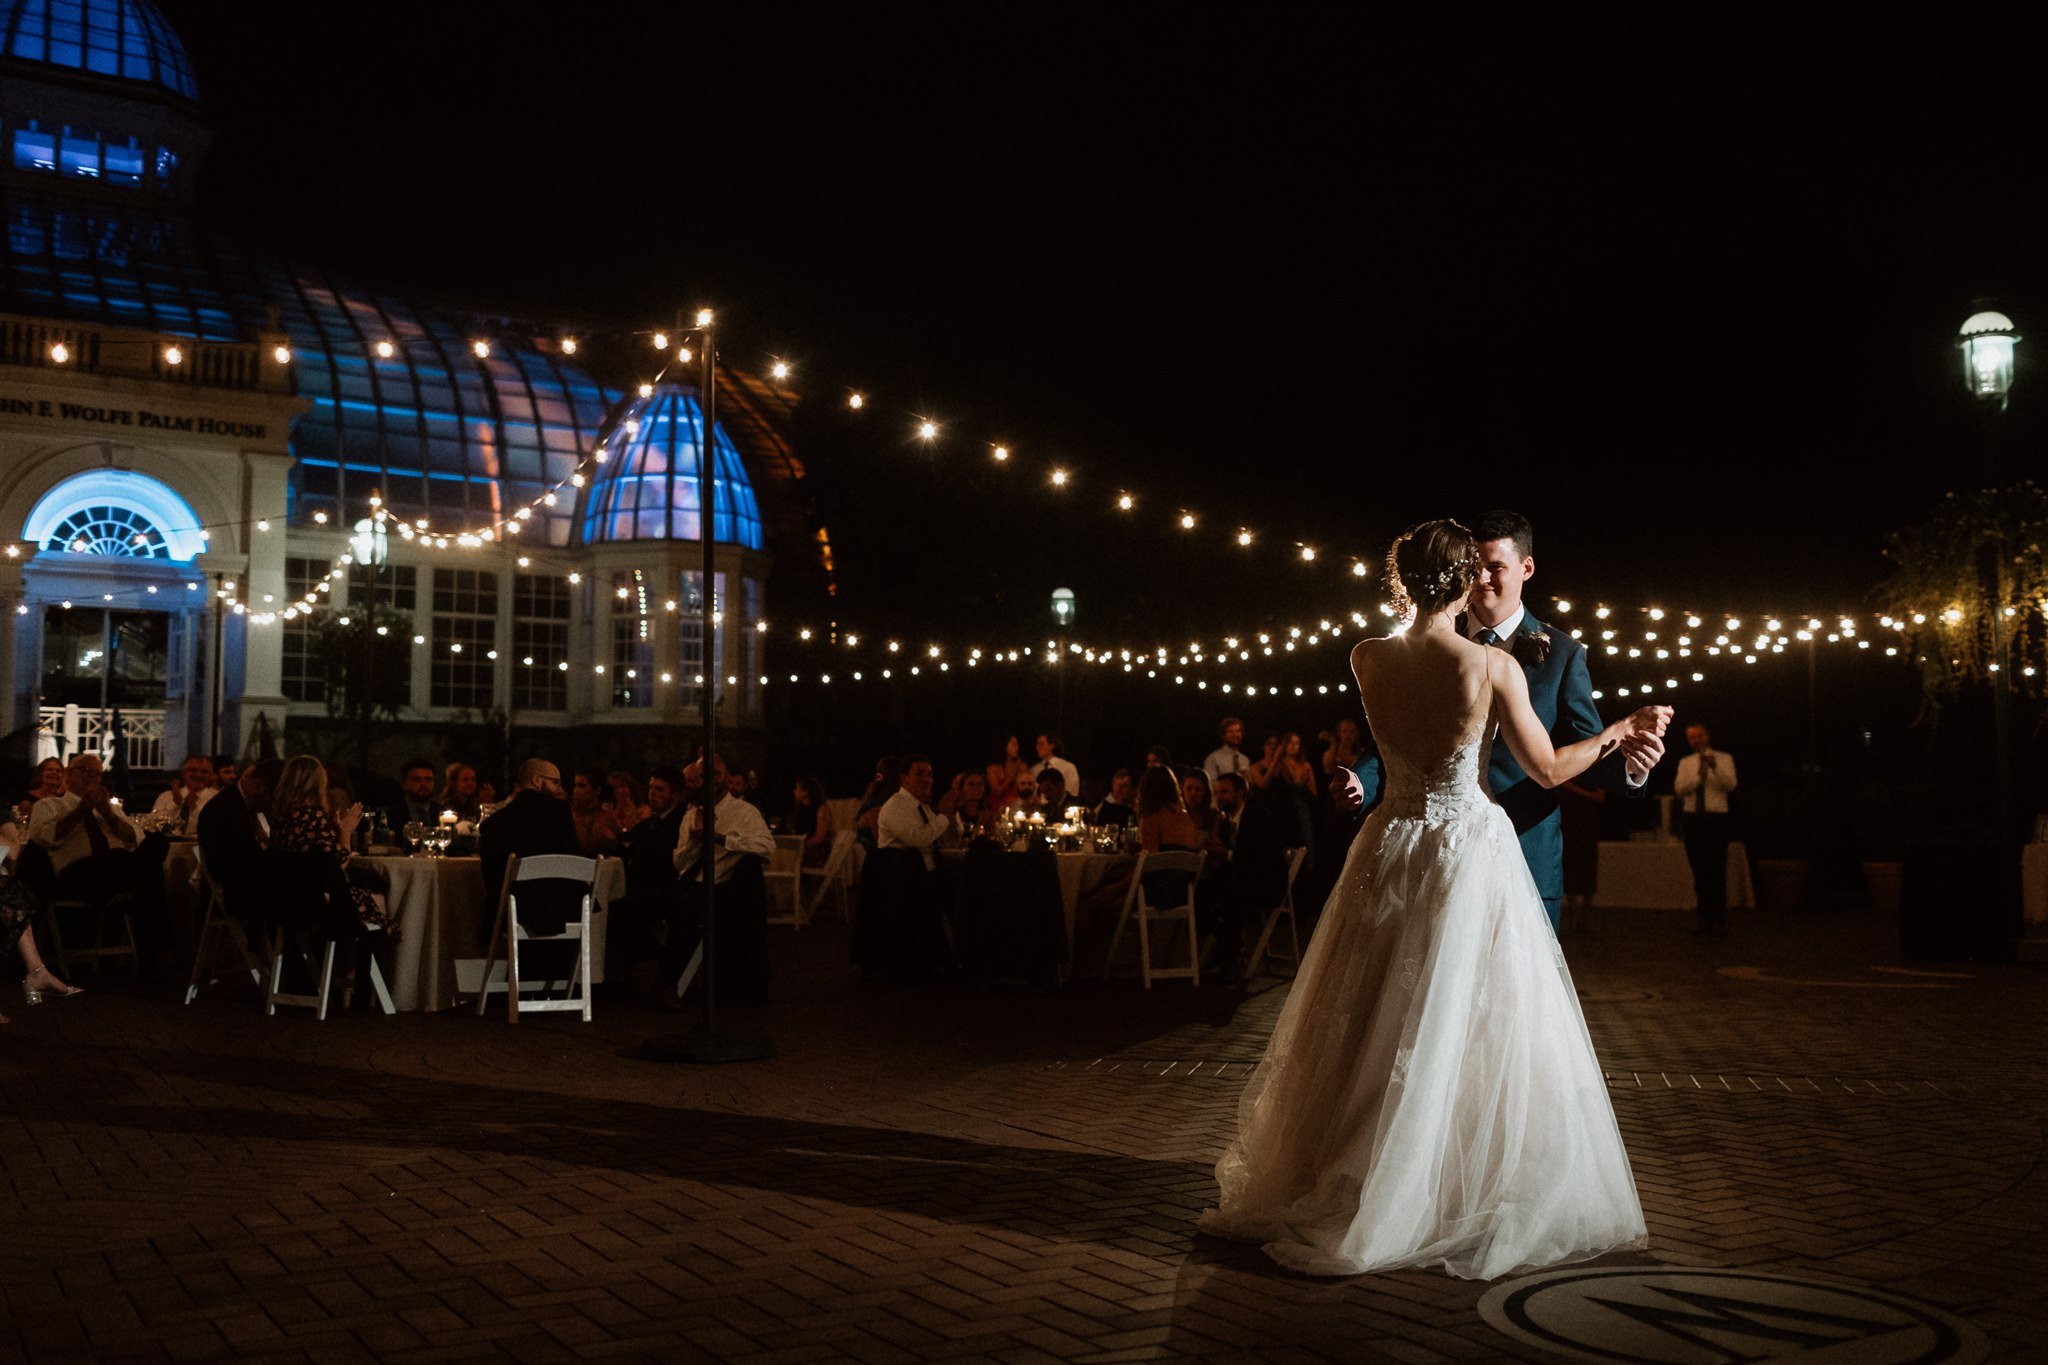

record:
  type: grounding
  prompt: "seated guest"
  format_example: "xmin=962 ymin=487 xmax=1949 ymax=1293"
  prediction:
xmin=1200 ymin=770 xmax=1290 ymax=982
xmin=661 ymin=754 xmax=777 ymax=1005
xmin=0 ymin=815 xmax=82 ymax=1016
xmin=211 ymin=755 xmax=239 ymax=791
xmin=28 ymin=753 xmax=145 ymax=909
xmin=613 ymin=765 xmax=689 ymax=982
xmin=1077 ymin=767 xmax=1212 ymax=953
xmin=150 ymin=754 xmax=218 ymax=837
xmin=1092 ymin=769 xmax=1137 ymax=827
xmin=784 ymin=775 xmax=831 ymax=867
xmin=479 ymin=759 xmax=580 ymax=906
xmin=196 ymin=759 xmax=282 ymax=938
xmin=568 ymin=766 xmax=621 ymax=857
xmin=1001 ymin=772 xmax=1045 ymax=821
xmin=269 ymin=757 xmax=392 ymax=935
xmin=17 ymin=757 xmax=65 ymax=826
xmin=608 ymin=771 xmax=648 ymax=831
xmin=855 ymin=756 xmax=900 ymax=852
xmin=438 ymin=762 xmax=481 ymax=821
xmin=1181 ymin=768 xmax=1221 ymax=842
xmin=943 ymin=771 xmax=991 ymax=838
xmin=386 ymin=757 xmax=439 ymax=835
xmin=1145 ymin=745 xmax=1174 ymax=771
xmin=878 ymin=754 xmax=950 ymax=871
xmin=1035 ymin=766 xmax=1078 ymax=821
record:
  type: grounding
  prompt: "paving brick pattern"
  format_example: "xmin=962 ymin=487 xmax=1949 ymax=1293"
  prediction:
xmin=0 ymin=907 xmax=2043 ymax=1362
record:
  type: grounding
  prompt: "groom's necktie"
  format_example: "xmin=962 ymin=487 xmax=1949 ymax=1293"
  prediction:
xmin=1475 ymin=628 xmax=1501 ymax=648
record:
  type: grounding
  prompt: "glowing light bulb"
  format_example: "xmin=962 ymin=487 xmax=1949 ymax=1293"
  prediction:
xmin=676 ymin=346 xmax=691 ymax=363
xmin=1051 ymin=468 xmax=1069 ymax=487
xmin=1237 ymin=530 xmax=1254 ymax=547
xmin=1351 ymin=561 xmax=1367 ymax=576
xmin=848 ymin=392 xmax=865 ymax=410
xmin=695 ymin=308 xmax=714 ymax=327
xmin=771 ymin=360 xmax=790 ymax=380
xmin=652 ymin=332 xmax=670 ymax=351
xmin=1180 ymin=513 xmax=1196 ymax=530
xmin=271 ymin=344 xmax=292 ymax=364
xmin=1117 ymin=493 xmax=1134 ymax=511
xmin=560 ymin=337 xmax=578 ymax=355
xmin=1300 ymin=545 xmax=1316 ymax=562
xmin=992 ymin=445 xmax=1010 ymax=461
xmin=48 ymin=341 xmax=69 ymax=363
xmin=374 ymin=339 xmax=395 ymax=359
xmin=638 ymin=383 xmax=654 ymax=398
xmin=163 ymin=345 xmax=183 ymax=366
xmin=471 ymin=340 xmax=489 ymax=358
xmin=918 ymin=420 xmax=938 ymax=440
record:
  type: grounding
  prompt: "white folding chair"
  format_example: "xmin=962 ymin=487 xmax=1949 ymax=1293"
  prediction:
xmin=264 ymin=925 xmax=394 ymax=1021
xmin=41 ymin=881 xmax=138 ymax=978
xmin=476 ymin=854 xmax=598 ymax=1022
xmin=1245 ymin=847 xmax=1309 ymax=979
xmin=765 ymin=835 xmax=807 ymax=929
xmin=798 ymin=830 xmax=857 ymax=924
xmin=184 ymin=845 xmax=264 ymax=1005
xmin=1102 ymin=850 xmax=1206 ymax=988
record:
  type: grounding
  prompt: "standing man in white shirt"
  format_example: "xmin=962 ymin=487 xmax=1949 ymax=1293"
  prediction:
xmin=1673 ymin=725 xmax=1738 ymax=936
xmin=878 ymin=754 xmax=950 ymax=871
xmin=149 ymin=754 xmax=217 ymax=838
xmin=1028 ymin=734 xmax=1079 ymax=804
xmin=662 ymin=754 xmax=778 ymax=1006
xmin=1204 ymin=717 xmax=1250 ymax=786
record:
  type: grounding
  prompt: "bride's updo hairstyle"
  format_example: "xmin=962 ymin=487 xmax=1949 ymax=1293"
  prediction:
xmin=1385 ymin=519 xmax=1480 ymax=618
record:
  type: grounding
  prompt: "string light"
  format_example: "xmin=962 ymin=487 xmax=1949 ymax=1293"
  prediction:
xmin=47 ymin=341 xmax=69 ymax=364
xmin=470 ymin=340 xmax=490 ymax=358
xmin=848 ymin=392 xmax=865 ymax=410
xmin=771 ymin=360 xmax=790 ymax=380
xmin=1117 ymin=493 xmax=1134 ymax=511
xmin=992 ymin=445 xmax=1010 ymax=461
xmin=917 ymin=419 xmax=938 ymax=441
xmin=374 ymin=339 xmax=396 ymax=359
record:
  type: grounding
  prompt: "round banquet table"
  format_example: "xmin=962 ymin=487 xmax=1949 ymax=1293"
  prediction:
xmin=942 ymin=845 xmax=1132 ymax=968
xmin=353 ymin=854 xmax=625 ymax=1011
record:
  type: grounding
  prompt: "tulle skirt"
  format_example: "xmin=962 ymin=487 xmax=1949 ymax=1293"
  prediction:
xmin=1199 ymin=801 xmax=1647 ymax=1279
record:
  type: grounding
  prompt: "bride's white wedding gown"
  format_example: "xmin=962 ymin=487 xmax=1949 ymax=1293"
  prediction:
xmin=1199 ymin=714 xmax=1647 ymax=1279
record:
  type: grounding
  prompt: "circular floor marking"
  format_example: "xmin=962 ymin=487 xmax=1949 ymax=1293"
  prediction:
xmin=1477 ymin=1266 xmax=1988 ymax=1364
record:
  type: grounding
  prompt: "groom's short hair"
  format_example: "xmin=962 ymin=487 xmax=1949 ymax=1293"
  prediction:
xmin=1472 ymin=509 xmax=1534 ymax=560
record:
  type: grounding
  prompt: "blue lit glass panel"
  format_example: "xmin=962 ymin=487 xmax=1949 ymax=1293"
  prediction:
xmin=13 ymin=128 xmax=55 ymax=171
xmin=102 ymin=139 xmax=141 ymax=185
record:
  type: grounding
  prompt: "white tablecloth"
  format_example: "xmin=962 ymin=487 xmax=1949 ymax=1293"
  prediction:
xmin=358 ymin=854 xmax=625 ymax=1011
xmin=1592 ymin=840 xmax=1754 ymax=911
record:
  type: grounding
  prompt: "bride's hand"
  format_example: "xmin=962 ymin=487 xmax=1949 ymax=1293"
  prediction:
xmin=1626 ymin=706 xmax=1673 ymax=738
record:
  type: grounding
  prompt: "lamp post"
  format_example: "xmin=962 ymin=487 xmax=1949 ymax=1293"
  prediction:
xmin=350 ymin=514 xmax=388 ymax=767
xmin=1959 ymin=309 xmax=2019 ymax=926
xmin=1051 ymin=587 xmax=1075 ymax=736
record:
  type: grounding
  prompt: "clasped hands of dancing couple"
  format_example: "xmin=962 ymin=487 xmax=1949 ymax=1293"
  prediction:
xmin=1202 ymin=515 xmax=1671 ymax=1281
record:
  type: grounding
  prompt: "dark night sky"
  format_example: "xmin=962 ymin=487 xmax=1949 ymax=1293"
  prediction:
xmin=156 ymin=2 xmax=2048 ymax=643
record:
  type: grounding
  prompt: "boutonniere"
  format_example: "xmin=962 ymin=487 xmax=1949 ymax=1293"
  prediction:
xmin=1511 ymin=624 xmax=1552 ymax=667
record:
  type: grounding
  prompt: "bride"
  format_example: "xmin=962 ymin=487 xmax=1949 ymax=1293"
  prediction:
xmin=1199 ymin=519 xmax=1669 ymax=1279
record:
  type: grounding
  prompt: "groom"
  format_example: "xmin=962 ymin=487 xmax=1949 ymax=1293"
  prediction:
xmin=1463 ymin=510 xmax=1664 ymax=933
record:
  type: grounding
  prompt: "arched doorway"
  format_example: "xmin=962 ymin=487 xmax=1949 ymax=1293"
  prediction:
xmin=18 ymin=469 xmax=209 ymax=772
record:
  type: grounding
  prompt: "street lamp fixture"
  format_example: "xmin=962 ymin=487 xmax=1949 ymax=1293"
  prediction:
xmin=1051 ymin=587 xmax=1076 ymax=626
xmin=1959 ymin=309 xmax=2019 ymax=406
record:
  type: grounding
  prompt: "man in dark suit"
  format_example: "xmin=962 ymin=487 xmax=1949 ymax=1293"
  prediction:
xmin=1463 ymin=510 xmax=1664 ymax=932
xmin=612 ymin=764 xmax=688 ymax=985
xmin=1201 ymin=771 xmax=1292 ymax=981
xmin=478 ymin=758 xmax=579 ymax=907
xmin=385 ymin=757 xmax=440 ymax=837
xmin=196 ymin=759 xmax=282 ymax=937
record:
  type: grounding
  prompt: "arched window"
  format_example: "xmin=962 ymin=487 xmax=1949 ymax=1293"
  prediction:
xmin=44 ymin=503 xmax=169 ymax=557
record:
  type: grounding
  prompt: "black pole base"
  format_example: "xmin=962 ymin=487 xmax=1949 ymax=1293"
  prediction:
xmin=638 ymin=1027 xmax=776 ymax=1064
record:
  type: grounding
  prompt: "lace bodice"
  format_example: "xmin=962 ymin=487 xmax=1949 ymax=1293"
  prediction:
xmin=1375 ymin=725 xmax=1495 ymax=825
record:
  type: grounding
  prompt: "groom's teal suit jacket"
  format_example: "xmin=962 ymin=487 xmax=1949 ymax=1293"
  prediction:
xmin=1469 ymin=612 xmax=1635 ymax=908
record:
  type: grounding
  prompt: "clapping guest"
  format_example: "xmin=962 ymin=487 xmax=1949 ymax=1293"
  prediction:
xmin=17 ymin=757 xmax=64 ymax=825
xmin=270 ymin=757 xmax=392 ymax=935
xmin=149 ymin=754 xmax=218 ymax=836
xmin=785 ymin=775 xmax=831 ymax=866
xmin=608 ymin=771 xmax=649 ymax=831
xmin=985 ymin=736 xmax=1028 ymax=811
xmin=27 ymin=753 xmax=145 ymax=911
xmin=569 ymin=767 xmax=622 ymax=857
xmin=438 ymin=762 xmax=480 ymax=821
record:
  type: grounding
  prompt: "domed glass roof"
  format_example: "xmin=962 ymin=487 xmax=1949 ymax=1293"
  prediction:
xmin=0 ymin=194 xmax=766 ymax=549
xmin=0 ymin=0 xmax=198 ymax=102
xmin=582 ymin=385 xmax=763 ymax=549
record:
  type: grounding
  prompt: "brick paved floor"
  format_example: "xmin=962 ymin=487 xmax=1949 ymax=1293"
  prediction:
xmin=1 ymin=902 xmax=2042 ymax=1362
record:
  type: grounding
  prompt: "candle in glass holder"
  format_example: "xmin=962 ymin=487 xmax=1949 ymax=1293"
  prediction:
xmin=439 ymin=809 xmax=457 ymax=826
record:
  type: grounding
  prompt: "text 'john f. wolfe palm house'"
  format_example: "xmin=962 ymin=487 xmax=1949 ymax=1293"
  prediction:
xmin=0 ymin=0 xmax=815 ymax=777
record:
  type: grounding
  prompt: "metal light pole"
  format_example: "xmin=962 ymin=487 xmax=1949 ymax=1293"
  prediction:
xmin=1959 ymin=309 xmax=2020 ymax=933
xmin=644 ymin=307 xmax=773 ymax=1065
xmin=351 ymin=514 xmax=388 ymax=768
xmin=1051 ymin=587 xmax=1075 ymax=738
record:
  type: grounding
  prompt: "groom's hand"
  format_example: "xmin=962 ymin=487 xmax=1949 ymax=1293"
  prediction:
xmin=1331 ymin=766 xmax=1365 ymax=817
xmin=1620 ymin=731 xmax=1665 ymax=783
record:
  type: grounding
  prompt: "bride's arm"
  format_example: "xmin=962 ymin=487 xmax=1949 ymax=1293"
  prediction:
xmin=1492 ymin=651 xmax=1665 ymax=788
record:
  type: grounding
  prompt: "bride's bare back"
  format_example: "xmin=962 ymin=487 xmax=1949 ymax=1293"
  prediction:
xmin=1350 ymin=628 xmax=1494 ymax=774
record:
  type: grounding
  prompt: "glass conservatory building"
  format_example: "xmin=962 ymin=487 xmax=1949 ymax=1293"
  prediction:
xmin=0 ymin=0 xmax=796 ymax=770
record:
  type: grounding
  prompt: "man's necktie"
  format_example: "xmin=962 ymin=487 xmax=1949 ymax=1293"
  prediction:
xmin=1476 ymin=628 xmax=1501 ymax=648
xmin=1693 ymin=760 xmax=1707 ymax=814
xmin=917 ymin=804 xmax=930 ymax=824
